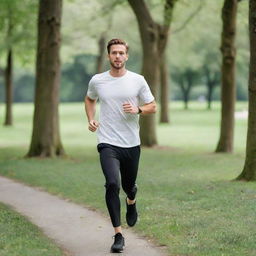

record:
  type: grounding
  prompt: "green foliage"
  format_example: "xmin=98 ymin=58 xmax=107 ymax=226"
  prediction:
xmin=0 ymin=203 xmax=64 ymax=256
xmin=0 ymin=0 xmax=250 ymax=102
xmin=169 ymin=0 xmax=248 ymax=102
xmin=0 ymin=0 xmax=37 ymax=66
xmin=14 ymin=73 xmax=35 ymax=102
xmin=61 ymin=54 xmax=95 ymax=102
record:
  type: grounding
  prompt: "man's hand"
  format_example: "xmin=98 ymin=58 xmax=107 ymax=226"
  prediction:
xmin=88 ymin=120 xmax=99 ymax=132
xmin=123 ymin=102 xmax=139 ymax=114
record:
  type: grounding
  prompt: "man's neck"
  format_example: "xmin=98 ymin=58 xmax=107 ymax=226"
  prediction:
xmin=109 ymin=68 xmax=127 ymax=77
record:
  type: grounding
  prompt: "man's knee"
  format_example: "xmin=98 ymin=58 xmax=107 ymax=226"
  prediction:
xmin=105 ymin=181 xmax=120 ymax=192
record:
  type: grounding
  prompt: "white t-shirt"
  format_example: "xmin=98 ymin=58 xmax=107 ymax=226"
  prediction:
xmin=87 ymin=70 xmax=154 ymax=148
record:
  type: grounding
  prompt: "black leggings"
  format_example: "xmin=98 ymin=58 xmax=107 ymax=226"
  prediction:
xmin=97 ymin=143 xmax=141 ymax=227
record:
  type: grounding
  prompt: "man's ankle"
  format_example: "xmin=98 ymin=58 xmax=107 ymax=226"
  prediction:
xmin=127 ymin=197 xmax=136 ymax=205
xmin=114 ymin=226 xmax=122 ymax=234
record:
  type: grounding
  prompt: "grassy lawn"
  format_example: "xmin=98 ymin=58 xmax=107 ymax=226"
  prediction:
xmin=0 ymin=101 xmax=256 ymax=256
xmin=0 ymin=202 xmax=66 ymax=256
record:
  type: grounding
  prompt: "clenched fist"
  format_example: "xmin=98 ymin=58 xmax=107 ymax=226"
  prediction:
xmin=123 ymin=102 xmax=139 ymax=114
xmin=88 ymin=120 xmax=99 ymax=132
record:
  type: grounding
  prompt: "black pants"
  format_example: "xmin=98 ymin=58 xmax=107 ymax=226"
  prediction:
xmin=97 ymin=143 xmax=141 ymax=227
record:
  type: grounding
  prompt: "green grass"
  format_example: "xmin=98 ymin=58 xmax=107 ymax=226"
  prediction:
xmin=0 ymin=203 xmax=66 ymax=256
xmin=1 ymin=101 xmax=256 ymax=256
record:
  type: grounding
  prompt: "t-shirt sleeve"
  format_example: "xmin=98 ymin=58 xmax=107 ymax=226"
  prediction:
xmin=86 ymin=77 xmax=98 ymax=100
xmin=138 ymin=77 xmax=155 ymax=104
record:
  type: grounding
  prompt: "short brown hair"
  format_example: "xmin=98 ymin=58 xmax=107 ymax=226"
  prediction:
xmin=107 ymin=38 xmax=129 ymax=54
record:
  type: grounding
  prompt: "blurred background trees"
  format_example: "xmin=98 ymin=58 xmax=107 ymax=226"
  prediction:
xmin=0 ymin=0 xmax=249 ymax=104
xmin=0 ymin=0 xmax=250 ymax=154
xmin=0 ymin=0 xmax=37 ymax=125
xmin=1 ymin=0 xmax=256 ymax=182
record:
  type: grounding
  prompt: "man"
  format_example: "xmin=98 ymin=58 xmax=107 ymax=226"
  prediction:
xmin=85 ymin=38 xmax=156 ymax=253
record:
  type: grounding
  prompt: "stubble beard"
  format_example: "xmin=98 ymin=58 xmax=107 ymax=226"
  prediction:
xmin=110 ymin=61 xmax=125 ymax=70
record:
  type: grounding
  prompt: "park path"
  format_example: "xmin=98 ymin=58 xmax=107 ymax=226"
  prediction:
xmin=0 ymin=176 xmax=167 ymax=256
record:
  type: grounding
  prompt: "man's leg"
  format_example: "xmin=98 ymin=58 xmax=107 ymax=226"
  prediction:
xmin=98 ymin=145 xmax=121 ymax=228
xmin=97 ymin=144 xmax=125 ymax=253
xmin=120 ymin=146 xmax=140 ymax=227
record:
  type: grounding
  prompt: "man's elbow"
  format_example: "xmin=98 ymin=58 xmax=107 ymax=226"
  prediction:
xmin=85 ymin=96 xmax=96 ymax=104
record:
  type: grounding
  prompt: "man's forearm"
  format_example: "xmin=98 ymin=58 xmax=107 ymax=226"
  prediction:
xmin=85 ymin=96 xmax=97 ymax=121
xmin=139 ymin=101 xmax=157 ymax=115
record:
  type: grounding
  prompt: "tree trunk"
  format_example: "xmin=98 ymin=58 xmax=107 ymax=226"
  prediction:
xmin=4 ymin=49 xmax=13 ymax=126
xmin=207 ymin=83 xmax=213 ymax=110
xmin=159 ymin=54 xmax=170 ymax=122
xmin=205 ymin=67 xmax=211 ymax=110
xmin=236 ymin=0 xmax=256 ymax=181
xmin=128 ymin=0 xmax=178 ymax=144
xmin=215 ymin=0 xmax=237 ymax=153
xmin=180 ymin=77 xmax=188 ymax=110
xmin=139 ymin=31 xmax=158 ymax=146
xmin=158 ymin=23 xmax=170 ymax=123
xmin=205 ymin=67 xmax=215 ymax=110
xmin=181 ymin=71 xmax=193 ymax=110
xmin=158 ymin=1 xmax=177 ymax=124
xmin=128 ymin=0 xmax=158 ymax=146
xmin=27 ymin=0 xmax=64 ymax=157
xmin=96 ymin=31 xmax=107 ymax=74
xmin=184 ymin=94 xmax=189 ymax=110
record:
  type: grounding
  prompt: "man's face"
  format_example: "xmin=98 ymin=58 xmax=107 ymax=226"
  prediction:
xmin=108 ymin=44 xmax=128 ymax=70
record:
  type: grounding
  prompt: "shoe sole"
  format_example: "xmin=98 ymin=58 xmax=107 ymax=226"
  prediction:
xmin=111 ymin=246 xmax=125 ymax=253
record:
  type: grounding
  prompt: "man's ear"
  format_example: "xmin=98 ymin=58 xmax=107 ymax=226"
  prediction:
xmin=126 ymin=54 xmax=129 ymax=61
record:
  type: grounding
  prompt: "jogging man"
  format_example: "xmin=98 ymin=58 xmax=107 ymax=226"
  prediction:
xmin=85 ymin=38 xmax=156 ymax=253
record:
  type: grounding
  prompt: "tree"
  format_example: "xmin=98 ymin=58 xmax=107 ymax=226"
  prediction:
xmin=61 ymin=54 xmax=93 ymax=102
xmin=215 ymin=0 xmax=238 ymax=153
xmin=158 ymin=0 xmax=178 ymax=123
xmin=95 ymin=15 xmax=113 ymax=74
xmin=203 ymin=66 xmax=220 ymax=110
xmin=0 ymin=0 xmax=37 ymax=126
xmin=4 ymin=41 xmax=13 ymax=126
xmin=127 ymin=0 xmax=159 ymax=146
xmin=61 ymin=0 xmax=122 ymax=65
xmin=27 ymin=0 xmax=65 ymax=157
xmin=0 ymin=3 xmax=13 ymax=126
xmin=96 ymin=31 xmax=107 ymax=73
xmin=173 ymin=68 xmax=199 ymax=109
xmin=128 ymin=0 xmax=178 ymax=146
xmin=236 ymin=0 xmax=256 ymax=181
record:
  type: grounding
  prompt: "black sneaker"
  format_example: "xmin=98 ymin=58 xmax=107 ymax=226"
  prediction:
xmin=126 ymin=198 xmax=138 ymax=227
xmin=111 ymin=233 xmax=125 ymax=253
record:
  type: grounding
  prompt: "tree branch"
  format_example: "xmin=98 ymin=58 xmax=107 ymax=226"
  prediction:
xmin=173 ymin=0 xmax=204 ymax=34
xmin=127 ymin=0 xmax=154 ymax=25
xmin=164 ymin=0 xmax=178 ymax=27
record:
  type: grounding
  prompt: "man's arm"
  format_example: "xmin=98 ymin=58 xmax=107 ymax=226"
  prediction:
xmin=123 ymin=101 xmax=157 ymax=115
xmin=84 ymin=96 xmax=99 ymax=132
xmin=138 ymin=101 xmax=157 ymax=115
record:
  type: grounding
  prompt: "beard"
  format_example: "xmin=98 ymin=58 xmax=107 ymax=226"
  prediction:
xmin=110 ymin=60 xmax=125 ymax=69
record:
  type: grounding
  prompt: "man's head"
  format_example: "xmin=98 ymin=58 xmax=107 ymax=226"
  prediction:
xmin=107 ymin=38 xmax=129 ymax=54
xmin=107 ymin=39 xmax=129 ymax=70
